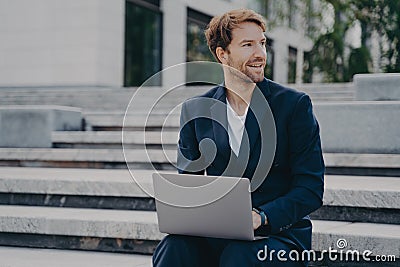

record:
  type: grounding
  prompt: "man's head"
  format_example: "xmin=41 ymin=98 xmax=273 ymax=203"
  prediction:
xmin=205 ymin=9 xmax=267 ymax=83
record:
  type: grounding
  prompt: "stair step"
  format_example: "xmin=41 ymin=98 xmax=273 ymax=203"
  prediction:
xmin=84 ymin=114 xmax=180 ymax=131
xmin=0 ymin=149 xmax=399 ymax=175
xmin=0 ymin=205 xmax=164 ymax=240
xmin=0 ymin=167 xmax=399 ymax=224
xmin=52 ymin=131 xmax=178 ymax=149
xmin=0 ymin=246 xmax=152 ymax=267
xmin=0 ymin=148 xmax=175 ymax=169
xmin=0 ymin=205 xmax=398 ymax=258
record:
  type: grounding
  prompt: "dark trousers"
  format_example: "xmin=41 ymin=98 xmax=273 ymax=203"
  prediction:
xmin=152 ymin=234 xmax=306 ymax=267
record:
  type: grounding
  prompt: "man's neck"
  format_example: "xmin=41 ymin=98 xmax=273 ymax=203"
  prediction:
xmin=224 ymin=78 xmax=255 ymax=116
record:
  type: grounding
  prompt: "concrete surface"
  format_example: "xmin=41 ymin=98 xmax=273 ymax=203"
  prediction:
xmin=0 ymin=167 xmax=399 ymax=209
xmin=355 ymin=73 xmax=400 ymax=101
xmin=314 ymin=101 xmax=400 ymax=153
xmin=0 ymin=205 xmax=398 ymax=257
xmin=0 ymin=106 xmax=82 ymax=148
xmin=0 ymin=246 xmax=152 ymax=267
xmin=0 ymin=149 xmax=399 ymax=169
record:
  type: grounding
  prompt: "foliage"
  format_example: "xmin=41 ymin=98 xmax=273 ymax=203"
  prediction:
xmin=310 ymin=0 xmax=400 ymax=81
xmin=258 ymin=0 xmax=400 ymax=82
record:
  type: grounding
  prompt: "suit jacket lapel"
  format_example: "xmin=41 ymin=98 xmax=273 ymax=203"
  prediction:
xmin=210 ymin=86 xmax=230 ymax=163
xmin=210 ymin=79 xmax=272 ymax=165
xmin=241 ymin=79 xmax=272 ymax=154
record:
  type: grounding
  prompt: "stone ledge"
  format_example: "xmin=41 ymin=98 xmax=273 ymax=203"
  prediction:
xmin=0 ymin=205 xmax=398 ymax=257
xmin=0 ymin=149 xmax=399 ymax=169
xmin=324 ymin=175 xmax=400 ymax=209
xmin=0 ymin=205 xmax=165 ymax=241
xmin=355 ymin=73 xmax=400 ymax=101
xmin=0 ymin=105 xmax=82 ymax=148
xmin=52 ymin=131 xmax=178 ymax=145
xmin=0 ymin=246 xmax=152 ymax=267
xmin=0 ymin=167 xmax=398 ymax=209
xmin=312 ymin=220 xmax=400 ymax=258
xmin=314 ymin=101 xmax=400 ymax=153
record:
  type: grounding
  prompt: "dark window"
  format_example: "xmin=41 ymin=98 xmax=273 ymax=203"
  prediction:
xmin=186 ymin=8 xmax=213 ymax=62
xmin=186 ymin=8 xmax=218 ymax=85
xmin=124 ymin=0 xmax=162 ymax=86
xmin=265 ymin=38 xmax=274 ymax=80
xmin=288 ymin=46 xmax=297 ymax=83
xmin=303 ymin=51 xmax=312 ymax=83
xmin=288 ymin=0 xmax=296 ymax=29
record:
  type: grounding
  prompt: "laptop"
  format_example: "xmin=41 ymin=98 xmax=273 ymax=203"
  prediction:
xmin=152 ymin=172 xmax=263 ymax=241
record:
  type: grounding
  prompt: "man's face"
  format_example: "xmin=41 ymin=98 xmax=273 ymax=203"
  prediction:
xmin=224 ymin=22 xmax=267 ymax=83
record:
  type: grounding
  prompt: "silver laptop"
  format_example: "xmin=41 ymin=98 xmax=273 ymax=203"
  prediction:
xmin=152 ymin=172 xmax=261 ymax=241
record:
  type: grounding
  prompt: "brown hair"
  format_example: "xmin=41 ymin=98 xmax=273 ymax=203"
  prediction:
xmin=205 ymin=9 xmax=266 ymax=63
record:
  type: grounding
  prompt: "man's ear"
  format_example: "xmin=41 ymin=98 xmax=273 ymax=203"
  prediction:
xmin=216 ymin=47 xmax=227 ymax=63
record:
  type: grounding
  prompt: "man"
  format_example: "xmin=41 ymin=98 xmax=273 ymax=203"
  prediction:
xmin=153 ymin=8 xmax=324 ymax=267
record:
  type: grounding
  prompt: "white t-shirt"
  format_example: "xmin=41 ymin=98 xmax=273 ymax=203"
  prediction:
xmin=226 ymin=98 xmax=249 ymax=156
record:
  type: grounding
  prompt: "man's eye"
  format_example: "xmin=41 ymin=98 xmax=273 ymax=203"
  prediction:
xmin=243 ymin=43 xmax=251 ymax=47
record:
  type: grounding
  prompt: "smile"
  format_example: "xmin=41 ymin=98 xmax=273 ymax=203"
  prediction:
xmin=247 ymin=64 xmax=264 ymax=69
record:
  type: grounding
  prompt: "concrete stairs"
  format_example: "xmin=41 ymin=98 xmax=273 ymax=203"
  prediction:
xmin=0 ymin=167 xmax=399 ymax=265
xmin=0 ymin=246 xmax=153 ymax=267
xmin=0 ymin=85 xmax=399 ymax=266
xmin=0 ymin=148 xmax=399 ymax=177
xmin=0 ymin=84 xmax=355 ymax=112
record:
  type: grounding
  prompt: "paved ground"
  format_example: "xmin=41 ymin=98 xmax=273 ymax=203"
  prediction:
xmin=0 ymin=246 xmax=152 ymax=267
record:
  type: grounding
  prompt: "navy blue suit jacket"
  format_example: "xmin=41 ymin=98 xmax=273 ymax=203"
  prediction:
xmin=177 ymin=78 xmax=324 ymax=251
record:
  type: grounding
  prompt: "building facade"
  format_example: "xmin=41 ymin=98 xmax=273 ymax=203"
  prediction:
xmin=0 ymin=0 xmax=314 ymax=87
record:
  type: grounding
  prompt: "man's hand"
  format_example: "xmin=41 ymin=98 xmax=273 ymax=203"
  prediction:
xmin=252 ymin=210 xmax=262 ymax=230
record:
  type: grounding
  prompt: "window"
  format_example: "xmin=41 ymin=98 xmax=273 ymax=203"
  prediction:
xmin=265 ymin=38 xmax=274 ymax=80
xmin=288 ymin=46 xmax=297 ymax=83
xmin=303 ymin=51 xmax=312 ymax=83
xmin=288 ymin=0 xmax=296 ymax=29
xmin=124 ymin=0 xmax=162 ymax=86
xmin=186 ymin=8 xmax=213 ymax=62
xmin=186 ymin=8 xmax=218 ymax=85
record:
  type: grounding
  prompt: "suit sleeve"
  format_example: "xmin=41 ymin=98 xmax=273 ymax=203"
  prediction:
xmin=177 ymin=101 xmax=205 ymax=175
xmin=259 ymin=94 xmax=324 ymax=234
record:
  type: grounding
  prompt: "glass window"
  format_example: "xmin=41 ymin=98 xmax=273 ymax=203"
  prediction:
xmin=265 ymin=38 xmax=274 ymax=80
xmin=186 ymin=8 xmax=218 ymax=85
xmin=288 ymin=0 xmax=296 ymax=29
xmin=288 ymin=46 xmax=297 ymax=83
xmin=186 ymin=8 xmax=213 ymax=62
xmin=303 ymin=51 xmax=312 ymax=83
xmin=124 ymin=0 xmax=162 ymax=87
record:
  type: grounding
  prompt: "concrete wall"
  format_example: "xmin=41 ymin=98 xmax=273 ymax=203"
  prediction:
xmin=355 ymin=73 xmax=400 ymax=101
xmin=0 ymin=105 xmax=82 ymax=148
xmin=0 ymin=0 xmax=312 ymax=87
xmin=0 ymin=0 xmax=124 ymax=87
xmin=314 ymin=102 xmax=400 ymax=153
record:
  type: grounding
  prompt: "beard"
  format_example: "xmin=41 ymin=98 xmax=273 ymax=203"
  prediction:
xmin=226 ymin=56 xmax=265 ymax=83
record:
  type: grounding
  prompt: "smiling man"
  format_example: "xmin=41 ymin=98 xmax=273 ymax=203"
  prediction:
xmin=152 ymin=9 xmax=324 ymax=267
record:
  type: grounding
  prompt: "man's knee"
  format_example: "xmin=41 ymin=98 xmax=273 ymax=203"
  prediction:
xmin=162 ymin=235 xmax=189 ymax=248
xmin=153 ymin=235 xmax=205 ymax=267
xmin=155 ymin=234 xmax=198 ymax=254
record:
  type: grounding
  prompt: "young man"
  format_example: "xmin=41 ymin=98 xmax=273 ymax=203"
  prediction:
xmin=153 ymin=9 xmax=324 ymax=267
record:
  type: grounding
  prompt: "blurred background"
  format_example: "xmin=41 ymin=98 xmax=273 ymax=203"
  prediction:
xmin=1 ymin=0 xmax=398 ymax=88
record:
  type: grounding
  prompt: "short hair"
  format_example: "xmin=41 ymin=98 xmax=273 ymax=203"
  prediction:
xmin=205 ymin=9 xmax=266 ymax=63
